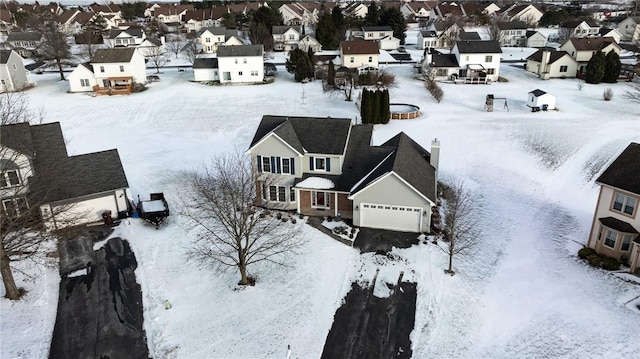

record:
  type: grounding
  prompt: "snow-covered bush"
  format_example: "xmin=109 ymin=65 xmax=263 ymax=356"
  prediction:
xmin=603 ymin=88 xmax=613 ymax=101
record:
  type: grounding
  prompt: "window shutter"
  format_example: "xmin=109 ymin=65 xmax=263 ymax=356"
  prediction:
xmin=257 ymin=155 xmax=262 ymax=172
xmin=276 ymin=157 xmax=281 ymax=173
xmin=326 ymin=158 xmax=331 ymax=172
xmin=290 ymin=158 xmax=295 ymax=175
xmin=271 ymin=157 xmax=276 ymax=173
xmin=309 ymin=156 xmax=314 ymax=170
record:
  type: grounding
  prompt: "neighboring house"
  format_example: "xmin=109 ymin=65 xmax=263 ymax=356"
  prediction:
xmin=525 ymin=49 xmax=579 ymax=79
xmin=68 ymin=48 xmax=146 ymax=94
xmin=137 ymin=38 xmax=165 ymax=56
xmin=425 ymin=40 xmax=501 ymax=83
xmin=526 ymin=89 xmax=556 ymax=110
xmin=279 ymin=2 xmax=319 ymax=27
xmin=193 ymin=57 xmax=219 ymax=82
xmin=598 ymin=28 xmax=622 ymax=44
xmin=461 ymin=2 xmax=500 ymax=16
xmin=148 ymin=4 xmax=193 ymax=24
xmin=217 ymin=45 xmax=264 ymax=84
xmin=618 ymin=16 xmax=640 ymax=42
xmin=360 ymin=26 xmax=399 ymax=51
xmin=183 ymin=8 xmax=225 ymax=33
xmin=107 ymin=28 xmax=147 ymax=48
xmin=272 ymin=26 xmax=302 ymax=52
xmin=559 ymin=20 xmax=601 ymax=39
xmin=0 ymin=8 xmax=16 ymax=35
xmin=559 ymin=37 xmax=621 ymax=74
xmin=298 ymin=35 xmax=322 ymax=53
xmin=199 ymin=27 xmax=227 ymax=53
xmin=247 ymin=115 xmax=439 ymax=233
xmin=525 ymin=30 xmax=547 ymax=48
xmin=498 ymin=4 xmax=543 ymax=25
xmin=587 ymin=142 xmax=640 ymax=274
xmin=497 ymin=21 xmax=528 ymax=47
xmin=400 ymin=2 xmax=434 ymax=20
xmin=416 ymin=22 xmax=462 ymax=50
xmin=1 ymin=122 xmax=130 ymax=229
xmin=431 ymin=2 xmax=465 ymax=21
xmin=340 ymin=40 xmax=379 ymax=71
xmin=342 ymin=3 xmax=369 ymax=19
xmin=0 ymin=50 xmax=29 ymax=93
xmin=5 ymin=31 xmax=41 ymax=58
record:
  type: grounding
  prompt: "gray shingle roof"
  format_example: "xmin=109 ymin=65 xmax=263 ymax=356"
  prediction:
xmin=362 ymin=26 xmax=393 ymax=32
xmin=91 ymin=48 xmax=137 ymax=63
xmin=272 ymin=26 xmax=301 ymax=35
xmin=460 ymin=31 xmax=481 ymax=40
xmin=455 ymin=40 xmax=502 ymax=54
xmin=6 ymin=32 xmax=41 ymax=42
xmin=599 ymin=217 xmax=639 ymax=234
xmin=193 ymin=57 xmax=219 ymax=69
xmin=596 ymin=142 xmax=640 ymax=195
xmin=0 ymin=50 xmax=13 ymax=64
xmin=0 ymin=122 xmax=35 ymax=157
xmin=217 ymin=45 xmax=263 ymax=57
xmin=530 ymin=89 xmax=546 ymax=97
xmin=431 ymin=50 xmax=459 ymax=67
xmin=199 ymin=26 xmax=226 ymax=36
xmin=526 ymin=49 xmax=572 ymax=64
xmin=109 ymin=28 xmax=144 ymax=39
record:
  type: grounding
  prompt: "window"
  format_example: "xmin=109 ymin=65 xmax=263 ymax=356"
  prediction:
xmin=485 ymin=55 xmax=493 ymax=62
xmin=278 ymin=187 xmax=286 ymax=202
xmin=251 ymin=70 xmax=258 ymax=76
xmin=604 ymin=229 xmax=617 ymax=248
xmin=621 ymin=234 xmax=632 ymax=251
xmin=487 ymin=68 xmax=495 ymax=75
xmin=269 ymin=186 xmax=277 ymax=201
xmin=312 ymin=191 xmax=329 ymax=207
xmin=2 ymin=197 xmax=28 ymax=217
xmin=436 ymin=68 xmax=448 ymax=76
xmin=368 ymin=56 xmax=372 ymax=62
xmin=223 ymin=72 xmax=231 ymax=81
xmin=243 ymin=58 xmax=247 ymax=64
xmin=235 ymin=59 xmax=238 ymax=64
xmin=350 ymin=57 xmax=354 ymax=63
xmin=559 ymin=65 xmax=568 ymax=73
xmin=262 ymin=157 xmax=271 ymax=172
xmin=100 ymin=66 xmax=105 ymax=73
xmin=315 ymin=158 xmax=325 ymax=170
xmin=238 ymin=71 xmax=243 ymax=76
xmin=290 ymin=187 xmax=296 ymax=202
xmin=206 ymin=37 xmax=211 ymax=43
xmin=465 ymin=55 xmax=469 ymax=61
xmin=612 ymin=192 xmax=637 ymax=216
xmin=1 ymin=170 xmax=20 ymax=187
xmin=12 ymin=64 xmax=16 ymax=70
xmin=80 ymin=79 xmax=90 ymax=87
xmin=282 ymin=158 xmax=290 ymax=174
xmin=119 ymin=65 xmax=124 ymax=72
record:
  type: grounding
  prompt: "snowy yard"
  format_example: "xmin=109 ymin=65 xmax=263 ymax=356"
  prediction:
xmin=2 ymin=54 xmax=640 ymax=358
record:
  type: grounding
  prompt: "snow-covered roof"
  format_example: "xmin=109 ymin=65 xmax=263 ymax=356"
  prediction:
xmin=295 ymin=177 xmax=335 ymax=190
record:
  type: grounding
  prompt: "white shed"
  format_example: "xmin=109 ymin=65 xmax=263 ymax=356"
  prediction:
xmin=527 ymin=89 xmax=556 ymax=111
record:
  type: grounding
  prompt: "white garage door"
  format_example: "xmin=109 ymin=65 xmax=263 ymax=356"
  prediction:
xmin=359 ymin=203 xmax=422 ymax=232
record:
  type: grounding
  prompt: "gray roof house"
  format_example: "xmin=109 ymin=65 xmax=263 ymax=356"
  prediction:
xmin=0 ymin=49 xmax=29 ymax=92
xmin=247 ymin=115 xmax=440 ymax=233
xmin=587 ymin=142 xmax=640 ymax=274
xmin=216 ymin=45 xmax=264 ymax=84
xmin=5 ymin=31 xmax=42 ymax=58
xmin=424 ymin=40 xmax=502 ymax=83
xmin=1 ymin=122 xmax=130 ymax=229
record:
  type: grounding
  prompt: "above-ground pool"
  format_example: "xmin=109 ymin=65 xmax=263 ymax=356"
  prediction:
xmin=390 ymin=103 xmax=421 ymax=120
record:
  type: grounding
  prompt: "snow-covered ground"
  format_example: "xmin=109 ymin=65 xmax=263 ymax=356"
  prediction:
xmin=1 ymin=52 xmax=640 ymax=358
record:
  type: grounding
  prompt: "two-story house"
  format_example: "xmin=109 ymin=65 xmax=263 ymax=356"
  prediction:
xmin=498 ymin=4 xmax=543 ymax=25
xmin=618 ymin=16 xmax=640 ymax=42
xmin=559 ymin=20 xmax=601 ymax=39
xmin=68 ymin=48 xmax=146 ymax=94
xmin=497 ymin=21 xmax=528 ymax=47
xmin=217 ymin=45 xmax=264 ymax=84
xmin=400 ymin=2 xmax=436 ymax=21
xmin=5 ymin=32 xmax=42 ymax=58
xmin=108 ymin=28 xmax=147 ymax=48
xmin=525 ymin=49 xmax=579 ymax=79
xmin=340 ymin=40 xmax=379 ymax=72
xmin=425 ymin=40 xmax=502 ymax=83
xmin=199 ymin=27 xmax=227 ymax=53
xmin=0 ymin=50 xmax=29 ymax=92
xmin=417 ymin=22 xmax=462 ymax=50
xmin=361 ymin=26 xmax=399 ymax=51
xmin=247 ymin=115 xmax=439 ymax=233
xmin=183 ymin=8 xmax=225 ymax=33
xmin=559 ymin=37 xmax=621 ymax=74
xmin=587 ymin=143 xmax=640 ymax=274
xmin=1 ymin=122 xmax=130 ymax=229
xmin=272 ymin=26 xmax=302 ymax=52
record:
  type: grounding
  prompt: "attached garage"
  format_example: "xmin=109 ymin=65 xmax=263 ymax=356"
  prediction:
xmin=359 ymin=203 xmax=422 ymax=232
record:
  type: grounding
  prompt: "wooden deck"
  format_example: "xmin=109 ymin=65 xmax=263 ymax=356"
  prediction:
xmin=92 ymin=84 xmax=133 ymax=96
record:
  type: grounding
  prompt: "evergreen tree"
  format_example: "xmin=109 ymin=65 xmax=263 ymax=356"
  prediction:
xmin=327 ymin=60 xmax=335 ymax=86
xmin=286 ymin=48 xmax=312 ymax=82
xmin=602 ymin=51 xmax=621 ymax=83
xmin=331 ymin=6 xmax=346 ymax=40
xmin=361 ymin=89 xmax=372 ymax=124
xmin=316 ymin=12 xmax=340 ymax=50
xmin=365 ymin=3 xmax=380 ymax=26
xmin=380 ymin=89 xmax=390 ymax=124
xmin=584 ymin=50 xmax=606 ymax=84
xmin=380 ymin=7 xmax=407 ymax=45
xmin=371 ymin=90 xmax=380 ymax=124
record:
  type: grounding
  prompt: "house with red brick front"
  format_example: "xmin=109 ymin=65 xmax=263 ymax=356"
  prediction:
xmin=247 ymin=115 xmax=439 ymax=233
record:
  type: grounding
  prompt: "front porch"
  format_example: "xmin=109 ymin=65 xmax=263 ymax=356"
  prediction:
xmin=93 ymin=76 xmax=134 ymax=96
xmin=298 ymin=190 xmax=353 ymax=220
xmin=453 ymin=65 xmax=490 ymax=84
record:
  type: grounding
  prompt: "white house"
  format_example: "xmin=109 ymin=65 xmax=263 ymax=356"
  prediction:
xmin=199 ymin=27 xmax=228 ymax=53
xmin=217 ymin=45 xmax=264 ymax=84
xmin=1 ymin=122 xmax=130 ymax=229
xmin=598 ymin=28 xmax=622 ymax=44
xmin=5 ymin=32 xmax=41 ymax=58
xmin=559 ymin=20 xmax=601 ymax=39
xmin=272 ymin=26 xmax=302 ymax=52
xmin=108 ymin=28 xmax=146 ymax=48
xmin=298 ymin=35 xmax=322 ymax=53
xmin=619 ymin=16 xmax=640 ymax=42
xmin=497 ymin=22 xmax=528 ymax=47
xmin=68 ymin=63 xmax=98 ymax=93
xmin=247 ymin=116 xmax=439 ymax=233
xmin=587 ymin=142 xmax=640 ymax=274
xmin=342 ymin=3 xmax=368 ymax=19
xmin=193 ymin=57 xmax=219 ymax=82
xmin=525 ymin=30 xmax=547 ymax=48
xmin=452 ymin=40 xmax=501 ymax=83
xmin=68 ymin=48 xmax=146 ymax=94
xmin=340 ymin=40 xmax=379 ymax=70
xmin=498 ymin=4 xmax=543 ymax=25
xmin=0 ymin=50 xmax=29 ymax=93
xmin=527 ymin=89 xmax=556 ymax=111
xmin=400 ymin=2 xmax=434 ymax=20
xmin=526 ymin=49 xmax=579 ymax=79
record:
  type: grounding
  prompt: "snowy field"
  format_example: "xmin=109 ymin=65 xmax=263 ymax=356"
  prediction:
xmin=2 ymin=52 xmax=640 ymax=359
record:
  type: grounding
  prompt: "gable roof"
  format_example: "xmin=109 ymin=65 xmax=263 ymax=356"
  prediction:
xmin=217 ymin=45 xmax=263 ymax=57
xmin=362 ymin=26 xmax=393 ymax=32
xmin=0 ymin=50 xmax=15 ymax=64
xmin=199 ymin=26 xmax=226 ymax=36
xmin=460 ymin=31 xmax=481 ymax=41
xmin=6 ymin=31 xmax=41 ymax=42
xmin=91 ymin=48 xmax=137 ymax=63
xmin=272 ymin=25 xmax=301 ymax=35
xmin=529 ymin=89 xmax=546 ymax=97
xmin=560 ymin=19 xmax=599 ymax=28
xmin=567 ymin=37 xmax=619 ymax=51
xmin=596 ymin=142 xmax=640 ymax=195
xmin=497 ymin=21 xmax=527 ymax=30
xmin=455 ymin=40 xmax=502 ymax=54
xmin=1 ymin=122 xmax=35 ymax=156
xmin=109 ymin=28 xmax=144 ymax=39
xmin=430 ymin=49 xmax=459 ymax=67
xmin=526 ymin=49 xmax=574 ymax=64
xmin=340 ymin=40 xmax=379 ymax=55
xmin=193 ymin=57 xmax=219 ymax=69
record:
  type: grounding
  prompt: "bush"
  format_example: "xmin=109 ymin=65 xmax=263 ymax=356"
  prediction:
xmin=425 ymin=80 xmax=443 ymax=103
xmin=601 ymin=256 xmax=620 ymax=270
xmin=586 ymin=253 xmax=602 ymax=267
xmin=578 ymin=247 xmax=597 ymax=259
xmin=603 ymin=88 xmax=613 ymax=101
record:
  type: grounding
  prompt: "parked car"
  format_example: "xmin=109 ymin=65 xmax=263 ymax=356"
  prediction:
xmin=146 ymin=75 xmax=160 ymax=82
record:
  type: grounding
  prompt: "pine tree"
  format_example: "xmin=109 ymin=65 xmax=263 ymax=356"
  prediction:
xmin=365 ymin=3 xmax=380 ymax=26
xmin=327 ymin=61 xmax=335 ymax=86
xmin=316 ymin=12 xmax=340 ymax=50
xmin=602 ymin=51 xmax=621 ymax=83
xmin=371 ymin=90 xmax=381 ymax=124
xmin=332 ymin=6 xmax=345 ymax=40
xmin=361 ymin=89 xmax=372 ymax=124
xmin=286 ymin=49 xmax=312 ymax=82
xmin=380 ymin=7 xmax=407 ymax=45
xmin=380 ymin=89 xmax=390 ymax=124
xmin=584 ymin=50 xmax=606 ymax=84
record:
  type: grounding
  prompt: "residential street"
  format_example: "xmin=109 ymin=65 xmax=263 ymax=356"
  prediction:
xmin=50 ymin=234 xmax=148 ymax=359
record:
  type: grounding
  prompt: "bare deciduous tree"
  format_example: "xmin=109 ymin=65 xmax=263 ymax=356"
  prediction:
xmin=556 ymin=27 xmax=573 ymax=44
xmin=181 ymin=38 xmax=199 ymax=65
xmin=36 ymin=15 xmax=72 ymax=81
xmin=181 ymin=151 xmax=304 ymax=286
xmin=439 ymin=179 xmax=481 ymax=275
xmin=164 ymin=35 xmax=185 ymax=59
xmin=623 ymin=82 xmax=640 ymax=105
xmin=324 ymin=73 xmax=355 ymax=101
xmin=143 ymin=46 xmax=168 ymax=74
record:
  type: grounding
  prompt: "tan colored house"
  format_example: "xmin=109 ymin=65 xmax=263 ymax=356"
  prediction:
xmin=340 ymin=40 xmax=379 ymax=70
xmin=559 ymin=37 xmax=621 ymax=74
xmin=247 ymin=116 xmax=439 ymax=233
xmin=526 ymin=49 xmax=579 ymax=79
xmin=587 ymin=143 xmax=640 ymax=274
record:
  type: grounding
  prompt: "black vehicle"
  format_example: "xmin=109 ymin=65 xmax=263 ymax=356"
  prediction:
xmin=137 ymin=193 xmax=170 ymax=228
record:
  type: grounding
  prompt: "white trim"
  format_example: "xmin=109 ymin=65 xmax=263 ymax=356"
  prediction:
xmin=350 ymin=171 xmax=435 ymax=206
xmin=246 ymin=132 xmax=304 ymax=156
xmin=349 ymin=151 xmax=395 ymax=193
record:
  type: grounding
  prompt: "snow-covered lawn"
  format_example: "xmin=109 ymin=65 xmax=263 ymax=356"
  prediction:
xmin=2 ymin=56 xmax=640 ymax=358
